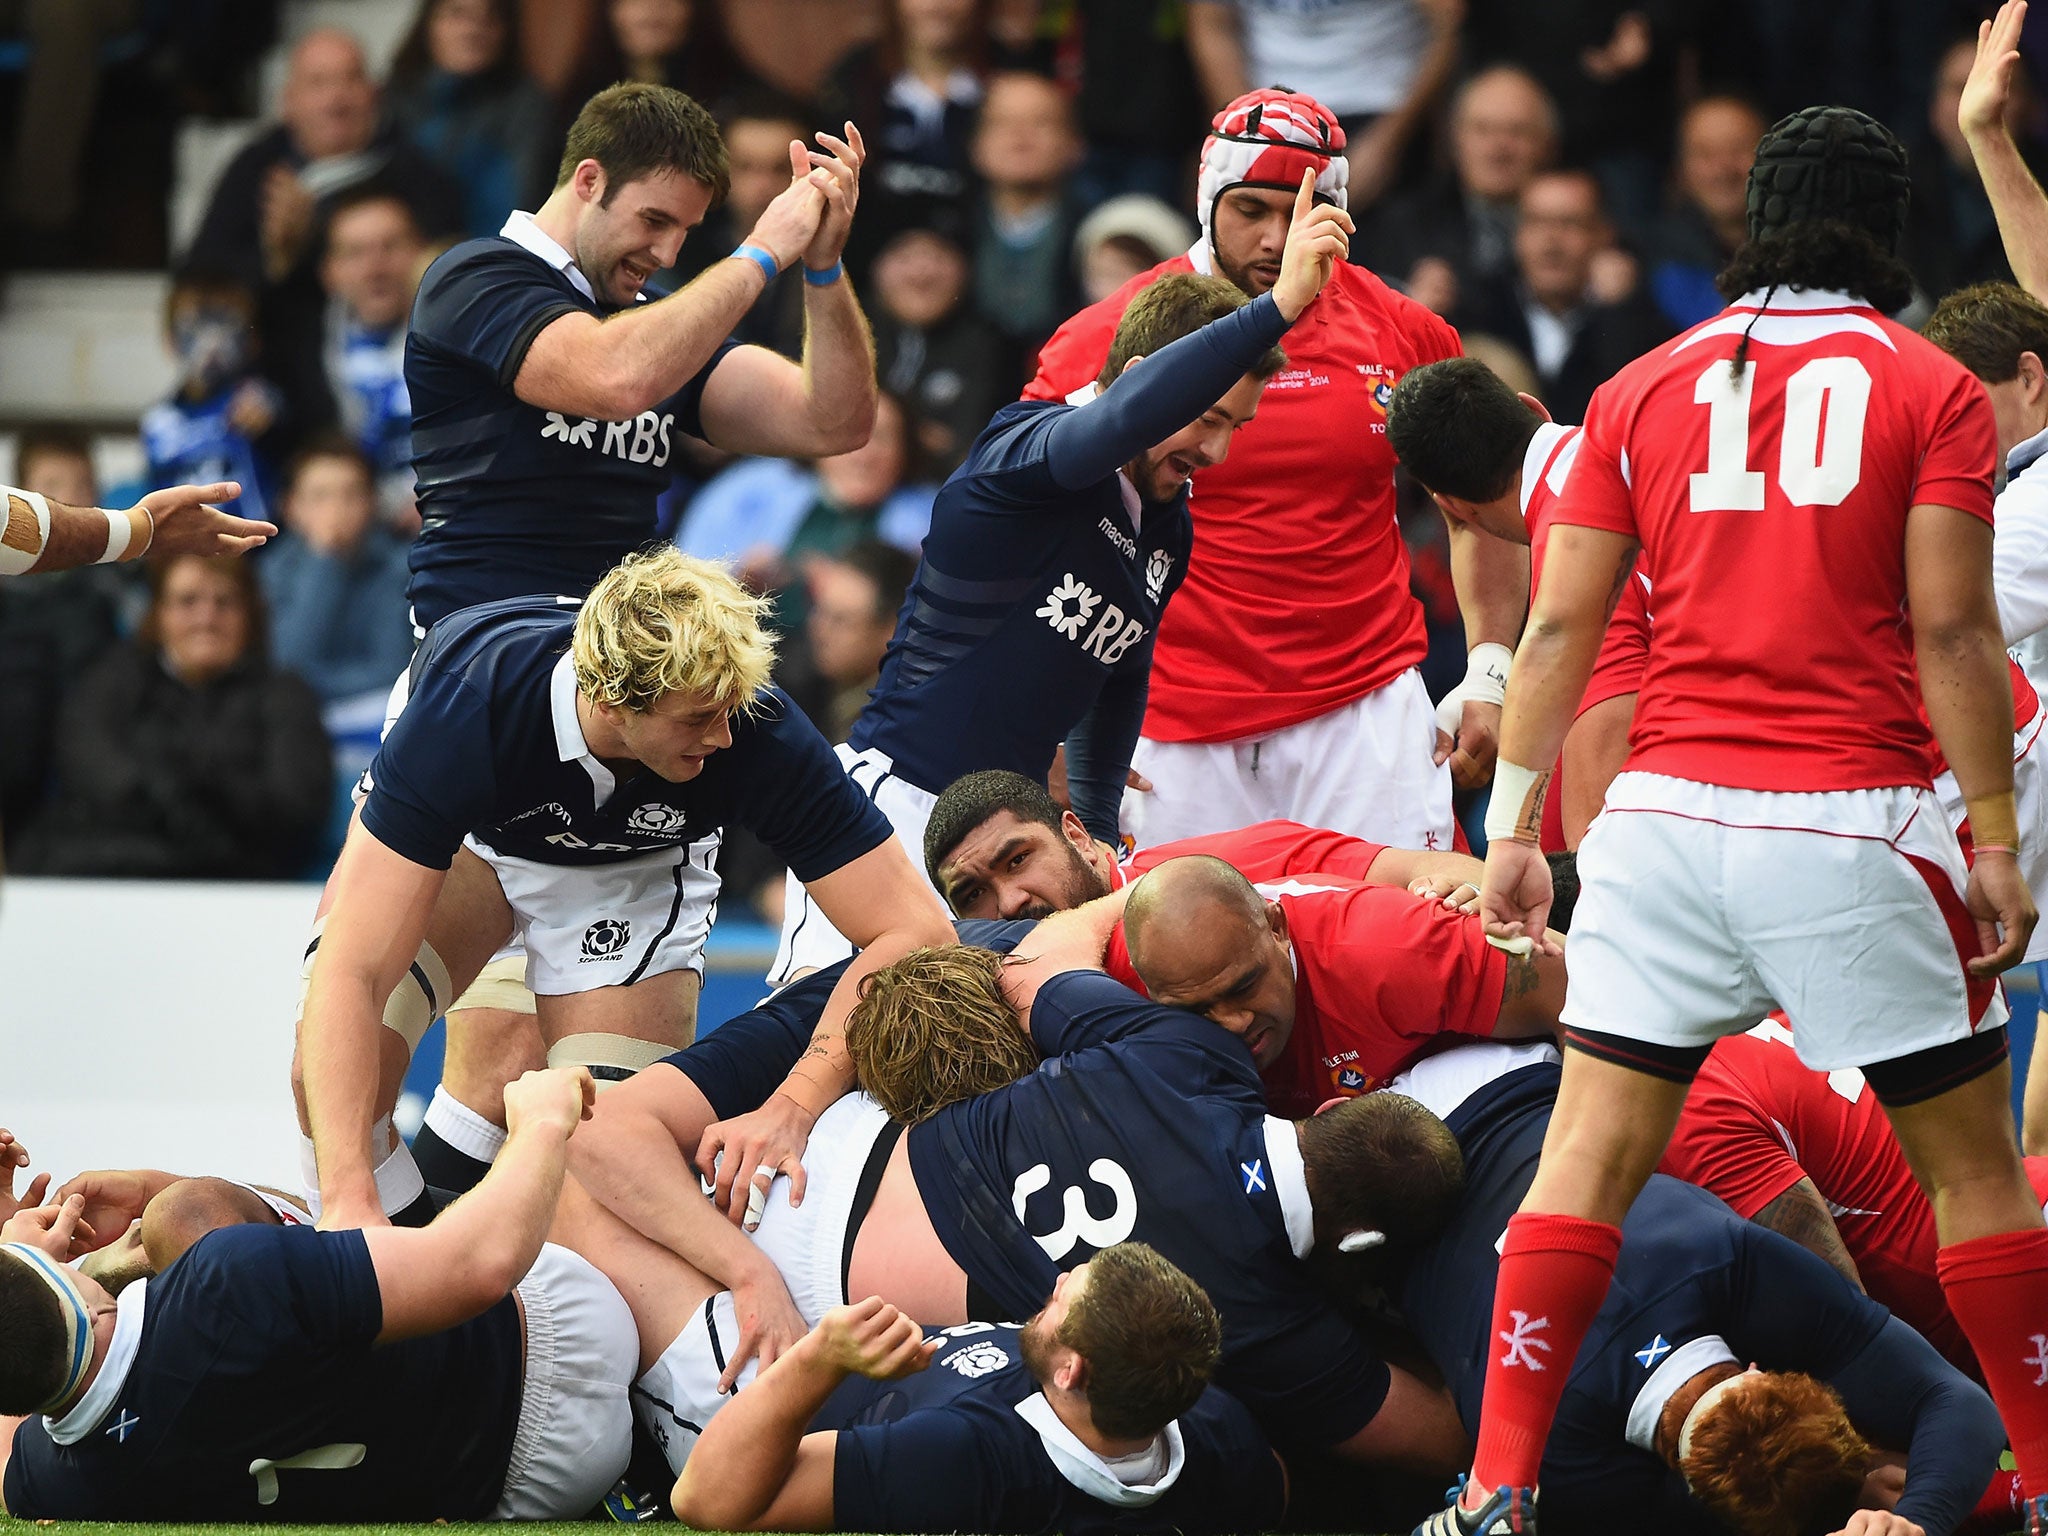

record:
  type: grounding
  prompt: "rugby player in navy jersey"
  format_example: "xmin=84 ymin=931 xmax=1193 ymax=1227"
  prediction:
xmin=668 ymin=1248 xmax=1288 ymax=1536
xmin=0 ymin=1067 xmax=653 ymax=1522
xmin=764 ymin=169 xmax=1353 ymax=990
xmin=294 ymin=548 xmax=952 ymax=1231
xmin=1385 ymin=1042 xmax=2004 ymax=1536
xmin=565 ymin=925 xmax=1472 ymax=1476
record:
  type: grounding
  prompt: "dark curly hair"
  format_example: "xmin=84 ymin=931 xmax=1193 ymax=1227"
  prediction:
xmin=1715 ymin=220 xmax=1914 ymax=315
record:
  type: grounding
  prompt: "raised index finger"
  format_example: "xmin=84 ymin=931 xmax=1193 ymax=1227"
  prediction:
xmin=1293 ymin=165 xmax=1316 ymax=222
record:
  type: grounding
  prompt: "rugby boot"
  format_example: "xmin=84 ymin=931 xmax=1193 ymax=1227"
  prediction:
xmin=1412 ymin=1483 xmax=1538 ymax=1536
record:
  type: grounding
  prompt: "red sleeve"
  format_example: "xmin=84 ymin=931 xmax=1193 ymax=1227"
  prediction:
xmin=1911 ymin=365 xmax=1997 ymax=524
xmin=1023 ymin=285 xmax=1141 ymax=402
xmin=1658 ymin=1052 xmax=1806 ymax=1220
xmin=1415 ymin=302 xmax=1463 ymax=365
xmin=1133 ymin=820 xmax=1389 ymax=883
xmin=1548 ymin=375 xmax=1640 ymax=538
xmin=1579 ymin=564 xmax=1651 ymax=715
xmin=1293 ymin=889 xmax=1507 ymax=1077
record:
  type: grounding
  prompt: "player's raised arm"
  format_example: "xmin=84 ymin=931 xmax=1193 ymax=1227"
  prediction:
xmin=0 ymin=480 xmax=271 ymax=576
xmin=363 ymin=1066 xmax=594 ymax=1342
xmin=1961 ymin=2 xmax=2048 ymax=302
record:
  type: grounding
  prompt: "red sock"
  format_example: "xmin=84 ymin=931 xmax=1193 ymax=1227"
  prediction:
xmin=1938 ymin=1226 xmax=2048 ymax=1493
xmin=1469 ymin=1212 xmax=1624 ymax=1495
xmin=1960 ymin=1468 xmax=2023 ymax=1535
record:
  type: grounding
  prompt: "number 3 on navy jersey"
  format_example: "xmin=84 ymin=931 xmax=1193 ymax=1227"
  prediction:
xmin=1012 ymin=1160 xmax=1138 ymax=1260
xmin=1689 ymin=357 xmax=1871 ymax=511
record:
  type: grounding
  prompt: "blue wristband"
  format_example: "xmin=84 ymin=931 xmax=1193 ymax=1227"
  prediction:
xmin=802 ymin=259 xmax=844 ymax=287
xmin=732 ymin=244 xmax=779 ymax=284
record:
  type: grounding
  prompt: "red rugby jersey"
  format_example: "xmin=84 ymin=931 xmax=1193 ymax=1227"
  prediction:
xmin=1551 ymin=288 xmax=1997 ymax=792
xmin=1027 ymin=252 xmax=1462 ymax=742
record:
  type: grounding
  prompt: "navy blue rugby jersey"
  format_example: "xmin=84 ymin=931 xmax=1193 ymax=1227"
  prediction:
xmin=1399 ymin=1065 xmax=2001 ymax=1536
xmin=404 ymin=229 xmax=739 ymax=628
xmin=359 ymin=597 xmax=891 ymax=872
xmin=907 ymin=968 xmax=1391 ymax=1451
xmin=3 ymin=1225 xmax=522 ymax=1521
xmin=819 ymin=1320 xmax=1285 ymax=1536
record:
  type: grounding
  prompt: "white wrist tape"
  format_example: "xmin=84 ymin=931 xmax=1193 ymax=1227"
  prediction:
xmin=98 ymin=506 xmax=132 ymax=563
xmin=0 ymin=487 xmax=52 ymax=575
xmin=1434 ymin=642 xmax=1515 ymax=737
xmin=1484 ymin=758 xmax=1551 ymax=844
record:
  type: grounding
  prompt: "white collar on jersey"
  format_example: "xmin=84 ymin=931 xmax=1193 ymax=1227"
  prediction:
xmin=2010 ymin=422 xmax=2048 ymax=480
xmin=550 ymin=653 xmax=618 ymax=805
xmin=500 ymin=210 xmax=596 ymax=304
xmin=1185 ymin=238 xmax=1213 ymax=278
xmin=1012 ymin=1392 xmax=1187 ymax=1505
xmin=1518 ymin=420 xmax=1576 ymax=519
xmin=1726 ymin=286 xmax=1868 ymax=311
xmin=1623 ymin=1333 xmax=1739 ymax=1454
xmin=1263 ymin=1116 xmax=1315 ymax=1258
xmin=46 ymin=1277 xmax=148 ymax=1445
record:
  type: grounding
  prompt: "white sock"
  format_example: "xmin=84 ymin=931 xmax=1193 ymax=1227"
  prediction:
xmin=370 ymin=1116 xmax=425 ymax=1216
xmin=424 ymin=1085 xmax=508 ymax=1162
xmin=298 ymin=1135 xmax=322 ymax=1220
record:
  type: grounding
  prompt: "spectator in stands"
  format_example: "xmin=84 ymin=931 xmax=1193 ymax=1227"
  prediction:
xmin=676 ymin=390 xmax=935 ymax=596
xmin=667 ymin=91 xmax=814 ymax=355
xmin=1366 ymin=65 xmax=1557 ymax=317
xmin=1911 ymin=31 xmax=2045 ymax=300
xmin=970 ymin=71 xmax=1084 ymax=356
xmin=1184 ymin=0 xmax=1462 ymax=208
xmin=564 ymin=0 xmax=755 ymax=126
xmin=259 ymin=438 xmax=414 ymax=709
xmin=140 ymin=269 xmax=284 ymax=526
xmin=1063 ymin=0 xmax=1206 ymax=209
xmin=184 ymin=28 xmax=458 ymax=331
xmin=1454 ymin=167 xmax=1672 ymax=421
xmin=16 ymin=552 xmax=331 ymax=880
xmin=1646 ymin=95 xmax=1768 ymax=331
xmin=0 ymin=428 xmax=125 ymax=861
xmin=820 ymin=0 xmax=990 ymax=266
xmin=2 ymin=0 xmax=143 ymax=262
xmin=387 ymin=0 xmax=555 ymax=240
xmin=271 ymin=185 xmax=427 ymax=526
xmin=1071 ymin=194 xmax=1199 ymax=305
xmin=870 ymin=222 xmax=1016 ymax=471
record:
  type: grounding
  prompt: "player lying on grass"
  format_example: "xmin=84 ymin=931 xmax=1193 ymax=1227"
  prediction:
xmin=293 ymin=545 xmax=952 ymax=1228
xmin=0 ymin=1067 xmax=646 ymax=1522
xmin=668 ymin=1249 xmax=1285 ymax=1536
xmin=565 ymin=931 xmax=1474 ymax=1476
xmin=1390 ymin=1041 xmax=2006 ymax=1536
xmin=921 ymin=768 xmax=1483 ymax=922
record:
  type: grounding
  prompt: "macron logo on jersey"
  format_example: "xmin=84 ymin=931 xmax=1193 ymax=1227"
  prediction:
xmin=542 ymin=409 xmax=676 ymax=468
xmin=1036 ymin=573 xmax=1148 ymax=664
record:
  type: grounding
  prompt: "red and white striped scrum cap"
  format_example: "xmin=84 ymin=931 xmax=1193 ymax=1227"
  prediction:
xmin=1197 ymin=88 xmax=1348 ymax=248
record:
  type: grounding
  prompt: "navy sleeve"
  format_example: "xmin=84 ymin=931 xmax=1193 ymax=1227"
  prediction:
xmin=412 ymin=243 xmax=582 ymax=391
xmin=733 ymin=691 xmax=893 ymax=883
xmin=184 ymin=1224 xmax=383 ymax=1350
xmin=1027 ymin=970 xmax=1173 ymax=1056
xmin=831 ymin=1414 xmax=1010 ymax=1533
xmin=672 ymin=338 xmax=743 ymax=442
xmin=1041 ymin=293 xmax=1291 ymax=491
xmin=1173 ymin=1391 xmax=1291 ymax=1532
xmin=661 ymin=959 xmax=851 ymax=1120
xmin=1828 ymin=1317 xmax=2003 ymax=1536
xmin=358 ymin=660 xmax=496 ymax=870
xmin=1062 ymin=630 xmax=1152 ymax=845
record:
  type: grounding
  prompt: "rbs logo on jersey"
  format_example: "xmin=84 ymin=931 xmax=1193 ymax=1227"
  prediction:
xmin=541 ymin=409 xmax=675 ymax=468
xmin=1035 ymin=572 xmax=1148 ymax=665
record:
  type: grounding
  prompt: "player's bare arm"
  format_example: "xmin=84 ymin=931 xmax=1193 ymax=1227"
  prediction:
xmin=697 ymin=839 xmax=953 ymax=1225
xmin=1494 ymin=945 xmax=1568 ymax=1044
xmin=1 ymin=479 xmax=271 ymax=576
xmin=363 ymin=1066 xmax=593 ymax=1343
xmin=1436 ymin=520 xmax=1531 ymax=789
xmin=672 ymin=1296 xmax=935 ymax=1532
xmin=1479 ymin=521 xmax=1640 ymax=949
xmin=1907 ymin=502 xmax=2038 ymax=972
xmin=1330 ymin=1362 xmax=1472 ymax=1476
xmin=569 ymin=1067 xmax=809 ymax=1386
xmin=1000 ymin=886 xmax=1139 ymax=1016
xmin=1960 ymin=2 xmax=2048 ymax=301
xmin=513 ymin=143 xmax=833 ymax=422
xmin=1753 ymin=1176 xmax=1866 ymax=1291
xmin=297 ymin=828 xmax=454 ymax=1229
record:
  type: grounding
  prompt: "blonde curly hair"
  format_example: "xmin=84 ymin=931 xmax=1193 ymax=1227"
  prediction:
xmin=845 ymin=945 xmax=1039 ymax=1123
xmin=572 ymin=547 xmax=775 ymax=714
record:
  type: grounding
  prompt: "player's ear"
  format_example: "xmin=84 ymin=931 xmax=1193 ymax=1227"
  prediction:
xmin=571 ymin=158 xmax=606 ymax=205
xmin=2023 ymin=352 xmax=2048 ymax=403
xmin=1061 ymin=810 xmax=1092 ymax=853
xmin=1516 ymin=391 xmax=1553 ymax=424
xmin=1266 ymin=899 xmax=1289 ymax=945
xmin=1119 ymin=354 xmax=1147 ymax=378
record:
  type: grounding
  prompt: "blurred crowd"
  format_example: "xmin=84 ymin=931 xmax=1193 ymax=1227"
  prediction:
xmin=0 ymin=0 xmax=2033 ymax=905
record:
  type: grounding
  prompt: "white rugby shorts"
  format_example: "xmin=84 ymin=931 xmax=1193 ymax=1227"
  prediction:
xmin=1119 ymin=667 xmax=1455 ymax=852
xmin=494 ymin=1243 xmax=639 ymax=1518
xmin=769 ymin=744 xmax=940 ymax=986
xmin=1564 ymin=772 xmax=2006 ymax=1070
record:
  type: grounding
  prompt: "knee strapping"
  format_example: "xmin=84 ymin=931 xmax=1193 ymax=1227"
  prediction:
xmin=547 ymin=1032 xmax=679 ymax=1086
xmin=299 ymin=916 xmax=454 ymax=1053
